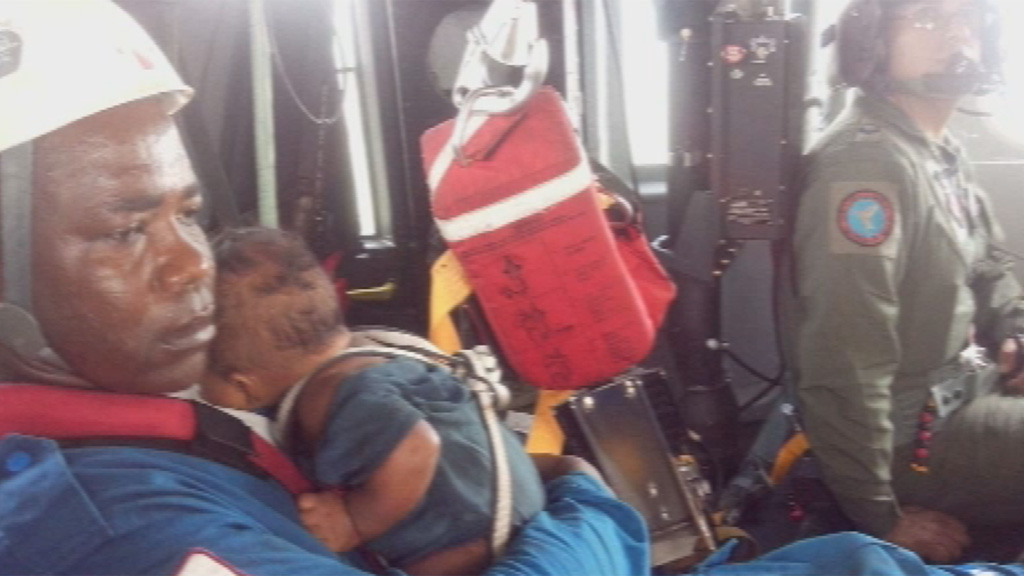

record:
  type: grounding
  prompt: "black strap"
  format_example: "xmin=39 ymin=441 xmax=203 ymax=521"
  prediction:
xmin=59 ymin=400 xmax=271 ymax=482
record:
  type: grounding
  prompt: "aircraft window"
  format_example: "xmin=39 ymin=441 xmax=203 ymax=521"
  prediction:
xmin=987 ymin=0 xmax=1024 ymax=148
xmin=333 ymin=0 xmax=392 ymax=240
xmin=619 ymin=0 xmax=669 ymax=168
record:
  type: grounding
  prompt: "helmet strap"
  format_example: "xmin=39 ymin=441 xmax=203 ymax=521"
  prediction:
xmin=0 ymin=142 xmax=52 ymax=362
xmin=1 ymin=141 xmax=34 ymax=312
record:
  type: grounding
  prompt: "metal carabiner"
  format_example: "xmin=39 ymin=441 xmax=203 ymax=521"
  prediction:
xmin=449 ymin=41 xmax=548 ymax=164
xmin=447 ymin=0 xmax=550 ymax=162
xmin=451 ymin=0 xmax=547 ymax=107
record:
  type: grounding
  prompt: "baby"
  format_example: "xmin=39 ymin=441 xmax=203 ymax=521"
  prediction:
xmin=200 ymin=227 xmax=545 ymax=575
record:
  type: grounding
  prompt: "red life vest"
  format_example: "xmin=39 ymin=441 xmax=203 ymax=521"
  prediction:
xmin=0 ymin=383 xmax=312 ymax=495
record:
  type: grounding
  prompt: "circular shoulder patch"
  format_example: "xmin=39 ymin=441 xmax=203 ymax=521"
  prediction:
xmin=837 ymin=190 xmax=894 ymax=247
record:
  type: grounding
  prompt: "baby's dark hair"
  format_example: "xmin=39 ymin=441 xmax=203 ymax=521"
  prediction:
xmin=208 ymin=227 xmax=344 ymax=377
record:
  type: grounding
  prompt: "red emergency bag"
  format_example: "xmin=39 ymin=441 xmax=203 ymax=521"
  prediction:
xmin=421 ymin=87 xmax=675 ymax=390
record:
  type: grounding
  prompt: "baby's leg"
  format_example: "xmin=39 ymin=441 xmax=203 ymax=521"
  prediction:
xmin=401 ymin=537 xmax=490 ymax=576
xmin=297 ymin=491 xmax=361 ymax=553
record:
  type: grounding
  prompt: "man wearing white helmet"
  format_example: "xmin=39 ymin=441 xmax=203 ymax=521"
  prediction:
xmin=0 ymin=2 xmax=647 ymax=574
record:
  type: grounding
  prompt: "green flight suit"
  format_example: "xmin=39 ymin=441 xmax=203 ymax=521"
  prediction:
xmin=786 ymin=90 xmax=1024 ymax=537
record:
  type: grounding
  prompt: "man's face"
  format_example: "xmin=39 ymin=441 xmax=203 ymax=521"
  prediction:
xmin=887 ymin=0 xmax=984 ymax=87
xmin=30 ymin=98 xmax=215 ymax=394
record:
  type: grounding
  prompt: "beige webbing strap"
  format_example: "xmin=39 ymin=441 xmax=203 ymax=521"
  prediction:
xmin=452 ymin=344 xmax=512 ymax=557
xmin=471 ymin=381 xmax=513 ymax=557
xmin=457 ymin=348 xmax=513 ymax=557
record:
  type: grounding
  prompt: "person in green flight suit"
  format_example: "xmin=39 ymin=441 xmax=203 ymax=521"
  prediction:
xmin=786 ymin=0 xmax=1024 ymax=564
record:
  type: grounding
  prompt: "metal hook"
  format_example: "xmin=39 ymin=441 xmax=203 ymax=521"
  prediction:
xmin=451 ymin=86 xmax=509 ymax=165
xmin=449 ymin=40 xmax=548 ymax=164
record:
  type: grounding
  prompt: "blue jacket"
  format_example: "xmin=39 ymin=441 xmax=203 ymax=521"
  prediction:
xmin=0 ymin=433 xmax=649 ymax=575
xmin=696 ymin=532 xmax=1024 ymax=576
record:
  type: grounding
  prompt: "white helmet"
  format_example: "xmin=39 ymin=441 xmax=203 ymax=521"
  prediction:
xmin=0 ymin=0 xmax=193 ymax=153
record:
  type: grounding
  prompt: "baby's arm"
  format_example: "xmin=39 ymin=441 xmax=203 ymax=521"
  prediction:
xmin=300 ymin=420 xmax=441 ymax=550
xmin=346 ymin=420 xmax=440 ymax=542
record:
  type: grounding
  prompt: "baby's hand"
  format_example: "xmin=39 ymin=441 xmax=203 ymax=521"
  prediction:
xmin=297 ymin=490 xmax=362 ymax=553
